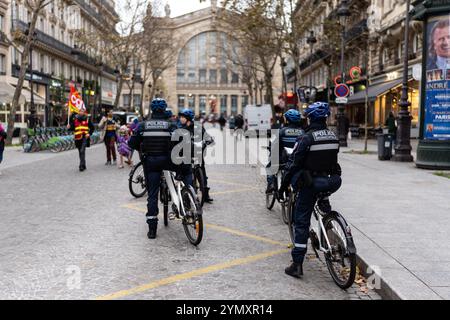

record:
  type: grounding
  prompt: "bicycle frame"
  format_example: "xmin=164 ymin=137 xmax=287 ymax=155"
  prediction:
xmin=312 ymin=208 xmax=333 ymax=254
xmin=163 ymin=170 xmax=186 ymax=217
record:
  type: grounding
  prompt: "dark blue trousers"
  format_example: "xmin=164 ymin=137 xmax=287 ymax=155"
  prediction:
xmin=143 ymin=156 xmax=193 ymax=226
xmin=292 ymin=175 xmax=342 ymax=264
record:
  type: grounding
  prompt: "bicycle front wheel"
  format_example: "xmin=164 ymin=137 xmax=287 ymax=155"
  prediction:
xmin=181 ymin=186 xmax=203 ymax=246
xmin=129 ymin=163 xmax=147 ymax=198
xmin=322 ymin=214 xmax=357 ymax=289
xmin=287 ymin=192 xmax=296 ymax=245
xmin=280 ymin=189 xmax=291 ymax=225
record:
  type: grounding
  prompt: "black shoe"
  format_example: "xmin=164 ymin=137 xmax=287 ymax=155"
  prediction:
xmin=285 ymin=262 xmax=303 ymax=279
xmin=105 ymin=161 xmax=111 ymax=166
xmin=204 ymin=197 xmax=214 ymax=203
xmin=265 ymin=185 xmax=275 ymax=194
xmin=147 ymin=224 xmax=157 ymax=239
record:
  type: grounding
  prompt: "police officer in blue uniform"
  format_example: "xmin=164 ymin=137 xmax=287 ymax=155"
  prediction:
xmin=129 ymin=98 xmax=178 ymax=239
xmin=179 ymin=109 xmax=215 ymax=203
xmin=266 ymin=109 xmax=305 ymax=193
xmin=279 ymin=102 xmax=342 ymax=278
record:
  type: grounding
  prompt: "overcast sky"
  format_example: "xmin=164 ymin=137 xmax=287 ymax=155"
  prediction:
xmin=165 ymin=0 xmax=211 ymax=17
xmin=116 ymin=0 xmax=211 ymax=19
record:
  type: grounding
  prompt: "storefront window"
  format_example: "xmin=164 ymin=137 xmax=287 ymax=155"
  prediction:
xmin=178 ymin=95 xmax=185 ymax=109
xmin=199 ymin=95 xmax=207 ymax=113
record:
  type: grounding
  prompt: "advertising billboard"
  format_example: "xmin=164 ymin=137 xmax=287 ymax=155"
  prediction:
xmin=424 ymin=14 xmax=450 ymax=140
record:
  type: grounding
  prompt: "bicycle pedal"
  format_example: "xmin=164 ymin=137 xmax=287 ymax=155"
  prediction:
xmin=169 ymin=213 xmax=177 ymax=220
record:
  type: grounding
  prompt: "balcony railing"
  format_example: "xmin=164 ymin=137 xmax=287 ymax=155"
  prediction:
xmin=13 ymin=20 xmax=116 ymax=76
xmin=73 ymin=0 xmax=115 ymax=28
xmin=13 ymin=20 xmax=73 ymax=55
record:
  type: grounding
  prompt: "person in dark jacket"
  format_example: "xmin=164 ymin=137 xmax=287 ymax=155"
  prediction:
xmin=385 ymin=112 xmax=397 ymax=143
xmin=179 ymin=108 xmax=215 ymax=203
xmin=279 ymin=102 xmax=342 ymax=278
xmin=68 ymin=109 xmax=95 ymax=172
xmin=218 ymin=113 xmax=227 ymax=131
xmin=266 ymin=109 xmax=305 ymax=193
xmin=234 ymin=114 xmax=245 ymax=141
xmin=128 ymin=99 xmax=185 ymax=239
xmin=0 ymin=123 xmax=7 ymax=175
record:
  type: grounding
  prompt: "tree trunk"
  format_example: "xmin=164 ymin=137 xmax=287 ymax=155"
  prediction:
xmin=139 ymin=82 xmax=146 ymax=118
xmin=114 ymin=76 xmax=124 ymax=109
xmin=6 ymin=10 xmax=40 ymax=145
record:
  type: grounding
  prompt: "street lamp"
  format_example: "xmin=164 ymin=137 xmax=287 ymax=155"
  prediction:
xmin=393 ymin=0 xmax=414 ymax=162
xmin=25 ymin=23 xmax=37 ymax=128
xmin=306 ymin=30 xmax=317 ymax=103
xmin=337 ymin=0 xmax=351 ymax=147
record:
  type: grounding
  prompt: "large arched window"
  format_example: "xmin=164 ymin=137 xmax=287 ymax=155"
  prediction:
xmin=177 ymin=31 xmax=238 ymax=86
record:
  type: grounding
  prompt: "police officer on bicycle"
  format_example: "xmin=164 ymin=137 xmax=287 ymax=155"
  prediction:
xmin=266 ymin=109 xmax=305 ymax=193
xmin=279 ymin=102 xmax=342 ymax=278
xmin=179 ymin=109 xmax=215 ymax=203
xmin=129 ymin=98 xmax=178 ymax=239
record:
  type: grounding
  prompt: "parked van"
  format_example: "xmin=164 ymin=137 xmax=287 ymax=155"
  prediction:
xmin=244 ymin=104 xmax=272 ymax=136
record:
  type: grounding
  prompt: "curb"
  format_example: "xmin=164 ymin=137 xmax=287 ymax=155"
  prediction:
xmin=355 ymin=253 xmax=401 ymax=300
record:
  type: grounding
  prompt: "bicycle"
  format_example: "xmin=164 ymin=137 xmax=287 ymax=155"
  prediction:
xmin=129 ymin=161 xmax=147 ymax=198
xmin=286 ymin=190 xmax=357 ymax=289
xmin=160 ymin=170 xmax=203 ymax=246
xmin=266 ymin=147 xmax=294 ymax=224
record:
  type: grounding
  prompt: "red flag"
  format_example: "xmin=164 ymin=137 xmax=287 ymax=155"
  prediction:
xmin=68 ymin=84 xmax=86 ymax=114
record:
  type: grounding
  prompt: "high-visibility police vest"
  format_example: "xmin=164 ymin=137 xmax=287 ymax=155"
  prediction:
xmin=140 ymin=119 xmax=172 ymax=156
xmin=280 ymin=125 xmax=304 ymax=149
xmin=304 ymin=129 xmax=340 ymax=174
xmin=74 ymin=117 xmax=89 ymax=141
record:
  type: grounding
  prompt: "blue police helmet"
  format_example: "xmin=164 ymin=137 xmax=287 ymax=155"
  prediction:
xmin=150 ymin=98 xmax=167 ymax=113
xmin=179 ymin=108 xmax=195 ymax=121
xmin=284 ymin=109 xmax=301 ymax=124
xmin=304 ymin=102 xmax=330 ymax=121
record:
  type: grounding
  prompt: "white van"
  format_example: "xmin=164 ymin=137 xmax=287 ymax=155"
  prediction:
xmin=244 ymin=104 xmax=272 ymax=135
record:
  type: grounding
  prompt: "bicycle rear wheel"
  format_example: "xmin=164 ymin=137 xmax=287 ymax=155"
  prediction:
xmin=193 ymin=167 xmax=206 ymax=207
xmin=181 ymin=186 xmax=203 ymax=246
xmin=322 ymin=214 xmax=357 ymax=289
xmin=129 ymin=163 xmax=147 ymax=198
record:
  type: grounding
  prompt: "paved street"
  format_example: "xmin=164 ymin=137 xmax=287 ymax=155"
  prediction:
xmin=0 ymin=131 xmax=380 ymax=300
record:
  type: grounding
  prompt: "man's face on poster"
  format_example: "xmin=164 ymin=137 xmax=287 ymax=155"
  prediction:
xmin=433 ymin=25 xmax=450 ymax=58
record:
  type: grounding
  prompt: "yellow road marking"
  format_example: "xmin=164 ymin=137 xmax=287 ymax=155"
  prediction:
xmin=209 ymin=188 xmax=258 ymax=196
xmin=205 ymin=223 xmax=287 ymax=247
xmin=96 ymin=248 xmax=289 ymax=300
xmin=208 ymin=179 xmax=258 ymax=189
xmin=122 ymin=203 xmax=288 ymax=247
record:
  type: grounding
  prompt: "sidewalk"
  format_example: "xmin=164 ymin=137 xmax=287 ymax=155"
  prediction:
xmin=336 ymin=140 xmax=450 ymax=300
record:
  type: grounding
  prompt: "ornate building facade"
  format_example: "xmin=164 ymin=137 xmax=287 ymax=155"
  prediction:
xmin=288 ymin=0 xmax=422 ymax=136
xmin=123 ymin=2 xmax=283 ymax=117
xmin=0 ymin=0 xmax=119 ymax=128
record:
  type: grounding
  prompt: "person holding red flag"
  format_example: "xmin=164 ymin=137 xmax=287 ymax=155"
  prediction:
xmin=67 ymin=85 xmax=94 ymax=172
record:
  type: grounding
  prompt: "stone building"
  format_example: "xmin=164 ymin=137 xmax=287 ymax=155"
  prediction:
xmin=0 ymin=0 xmax=119 ymax=129
xmin=122 ymin=1 xmax=283 ymax=117
xmin=288 ymin=0 xmax=422 ymax=136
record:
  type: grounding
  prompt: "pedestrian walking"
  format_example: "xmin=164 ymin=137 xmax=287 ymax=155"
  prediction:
xmin=234 ymin=114 xmax=245 ymax=141
xmin=99 ymin=110 xmax=119 ymax=166
xmin=385 ymin=111 xmax=397 ymax=143
xmin=0 ymin=123 xmax=7 ymax=176
xmin=117 ymin=125 xmax=133 ymax=169
xmin=68 ymin=109 xmax=94 ymax=172
xmin=218 ymin=113 xmax=227 ymax=131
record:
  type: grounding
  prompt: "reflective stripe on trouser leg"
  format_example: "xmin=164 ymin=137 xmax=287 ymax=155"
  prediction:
xmin=146 ymin=170 xmax=162 ymax=224
xmin=292 ymin=185 xmax=316 ymax=264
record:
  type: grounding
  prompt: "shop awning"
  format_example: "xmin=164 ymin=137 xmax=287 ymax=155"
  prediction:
xmin=20 ymin=87 xmax=46 ymax=105
xmin=0 ymin=82 xmax=26 ymax=104
xmin=347 ymin=79 xmax=403 ymax=104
